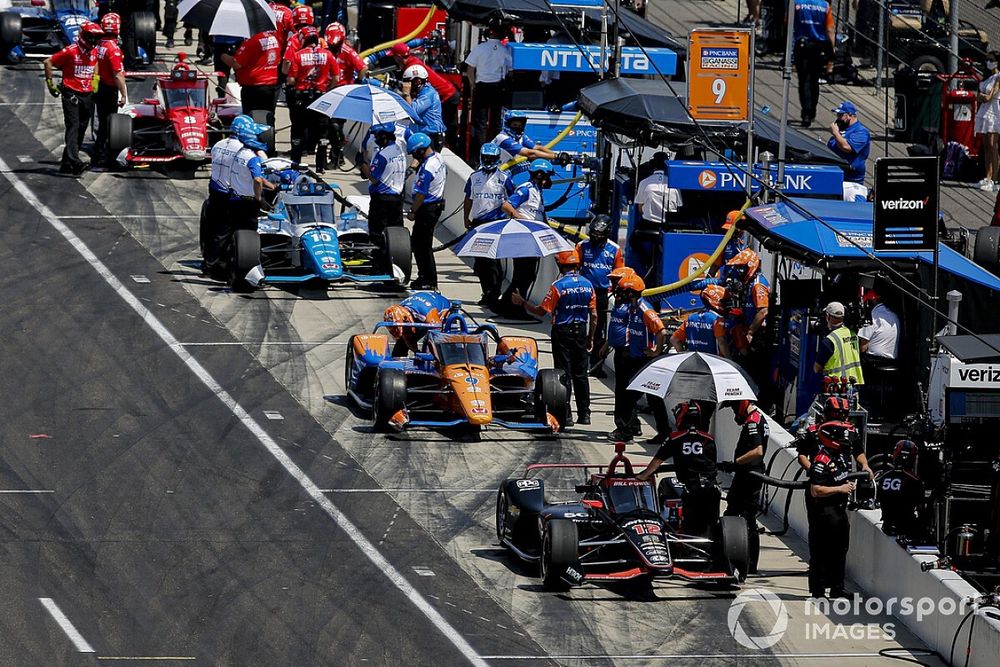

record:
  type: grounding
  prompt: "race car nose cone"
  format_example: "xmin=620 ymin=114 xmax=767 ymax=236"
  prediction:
xmin=183 ymin=149 xmax=207 ymax=161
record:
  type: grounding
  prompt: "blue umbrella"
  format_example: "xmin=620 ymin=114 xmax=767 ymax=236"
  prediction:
xmin=307 ymin=83 xmax=419 ymax=124
xmin=454 ymin=218 xmax=575 ymax=259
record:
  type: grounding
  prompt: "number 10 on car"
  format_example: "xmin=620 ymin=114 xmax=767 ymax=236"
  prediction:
xmin=687 ymin=29 xmax=752 ymax=122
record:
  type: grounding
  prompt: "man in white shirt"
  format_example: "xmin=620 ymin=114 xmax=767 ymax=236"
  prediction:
xmin=858 ymin=292 xmax=900 ymax=360
xmin=464 ymin=19 xmax=512 ymax=153
xmin=632 ymin=153 xmax=682 ymax=276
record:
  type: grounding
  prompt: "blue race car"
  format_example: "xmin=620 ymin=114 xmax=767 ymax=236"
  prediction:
xmin=345 ymin=308 xmax=569 ymax=435
xmin=216 ymin=158 xmax=412 ymax=292
xmin=0 ymin=0 xmax=154 ymax=65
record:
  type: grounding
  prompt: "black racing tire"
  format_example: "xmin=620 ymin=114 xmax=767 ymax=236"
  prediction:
xmin=132 ymin=11 xmax=156 ymax=66
xmin=250 ymin=110 xmax=276 ymax=155
xmin=718 ymin=515 xmax=750 ymax=583
xmin=384 ymin=225 xmax=412 ymax=283
xmin=229 ymin=228 xmax=260 ymax=293
xmin=199 ymin=199 xmax=211 ymax=256
xmin=974 ymin=227 xmax=1000 ymax=274
xmin=373 ymin=367 xmax=407 ymax=431
xmin=541 ymin=518 xmax=578 ymax=591
xmin=344 ymin=334 xmax=358 ymax=396
xmin=495 ymin=488 xmax=510 ymax=545
xmin=108 ymin=114 xmax=132 ymax=163
xmin=911 ymin=54 xmax=945 ymax=73
xmin=0 ymin=12 xmax=22 ymax=54
xmin=535 ymin=368 xmax=570 ymax=428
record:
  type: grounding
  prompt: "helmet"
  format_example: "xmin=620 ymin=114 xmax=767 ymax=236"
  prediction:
xmin=390 ymin=43 xmax=410 ymax=57
xmin=299 ymin=25 xmax=319 ymax=45
xmin=77 ymin=21 xmax=103 ymax=47
xmin=673 ymin=401 xmax=702 ymax=429
xmin=406 ymin=132 xmax=432 ymax=155
xmin=588 ymin=214 xmax=611 ymax=244
xmin=232 ymin=115 xmax=268 ymax=150
xmin=732 ymin=399 xmax=755 ymax=424
xmin=892 ymin=439 xmax=918 ymax=469
xmin=100 ymin=12 xmax=121 ymax=37
xmin=618 ymin=274 xmax=645 ymax=293
xmin=554 ymin=249 xmax=580 ymax=267
xmin=479 ymin=142 xmax=501 ymax=170
xmin=723 ymin=210 xmax=742 ymax=230
xmin=291 ymin=5 xmax=314 ymax=26
xmin=609 ymin=266 xmax=636 ymax=283
xmin=503 ymin=109 xmax=527 ymax=134
xmin=384 ymin=305 xmax=414 ymax=338
xmin=230 ymin=114 xmax=255 ymax=137
xmin=324 ymin=22 xmax=346 ymax=47
xmin=725 ymin=248 xmax=761 ymax=284
xmin=700 ymin=284 xmax=727 ymax=313
xmin=528 ymin=159 xmax=554 ymax=175
xmin=372 ymin=122 xmax=397 ymax=136
xmin=817 ymin=421 xmax=853 ymax=453
xmin=823 ymin=396 xmax=850 ymax=421
xmin=402 ymin=64 xmax=429 ymax=81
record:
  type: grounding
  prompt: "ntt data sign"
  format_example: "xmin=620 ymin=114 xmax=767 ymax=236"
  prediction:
xmin=509 ymin=43 xmax=678 ymax=76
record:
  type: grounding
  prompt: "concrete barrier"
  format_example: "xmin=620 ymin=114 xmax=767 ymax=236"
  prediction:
xmin=714 ymin=414 xmax=1000 ymax=666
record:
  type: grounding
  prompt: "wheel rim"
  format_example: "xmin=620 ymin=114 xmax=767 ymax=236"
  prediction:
xmin=495 ymin=492 xmax=508 ymax=542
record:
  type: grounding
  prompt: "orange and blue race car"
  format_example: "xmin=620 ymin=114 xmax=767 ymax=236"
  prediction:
xmin=345 ymin=305 xmax=570 ymax=434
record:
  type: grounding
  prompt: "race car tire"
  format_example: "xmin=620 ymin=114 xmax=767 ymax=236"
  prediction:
xmin=384 ymin=225 xmax=412 ymax=283
xmin=541 ymin=518 xmax=578 ymax=591
xmin=108 ymin=114 xmax=133 ymax=164
xmin=250 ymin=110 xmax=276 ymax=155
xmin=974 ymin=227 xmax=1000 ymax=274
xmin=0 ymin=12 xmax=22 ymax=56
xmin=716 ymin=515 xmax=749 ymax=583
xmin=535 ymin=368 xmax=570 ymax=428
xmin=199 ymin=199 xmax=210 ymax=256
xmin=373 ymin=367 xmax=406 ymax=431
xmin=132 ymin=12 xmax=156 ymax=65
xmin=495 ymin=489 xmax=510 ymax=544
xmin=229 ymin=229 xmax=260 ymax=293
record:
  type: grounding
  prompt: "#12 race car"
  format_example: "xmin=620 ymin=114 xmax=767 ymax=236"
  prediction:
xmin=0 ymin=0 xmax=154 ymax=65
xmin=496 ymin=442 xmax=749 ymax=590
xmin=345 ymin=309 xmax=570 ymax=434
xmin=217 ymin=158 xmax=412 ymax=292
xmin=110 ymin=56 xmax=247 ymax=167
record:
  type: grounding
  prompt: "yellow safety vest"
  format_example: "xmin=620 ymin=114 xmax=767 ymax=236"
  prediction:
xmin=823 ymin=325 xmax=865 ymax=385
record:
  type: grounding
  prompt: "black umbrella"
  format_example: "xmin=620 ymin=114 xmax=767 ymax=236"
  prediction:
xmin=178 ymin=0 xmax=276 ymax=38
xmin=578 ymin=78 xmax=846 ymax=165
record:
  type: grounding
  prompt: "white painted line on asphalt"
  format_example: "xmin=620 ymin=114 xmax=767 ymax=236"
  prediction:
xmin=59 ymin=215 xmax=200 ymax=220
xmin=322 ymin=488 xmax=493 ymax=493
xmin=481 ymin=653 xmax=917 ymax=660
xmin=180 ymin=341 xmax=349 ymax=346
xmin=38 ymin=598 xmax=95 ymax=653
xmin=0 ymin=489 xmax=54 ymax=494
xmin=97 ymin=657 xmax=196 ymax=661
xmin=413 ymin=567 xmax=436 ymax=577
xmin=130 ymin=275 xmax=151 ymax=284
xmin=1 ymin=158 xmax=488 ymax=667
xmin=263 ymin=410 xmax=284 ymax=421
xmin=17 ymin=155 xmax=32 ymax=163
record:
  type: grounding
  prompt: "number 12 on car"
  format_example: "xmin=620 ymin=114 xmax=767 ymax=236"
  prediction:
xmin=687 ymin=29 xmax=752 ymax=122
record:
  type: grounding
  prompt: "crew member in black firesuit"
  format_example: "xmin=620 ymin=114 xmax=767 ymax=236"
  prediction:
xmin=718 ymin=399 xmax=769 ymax=574
xmin=796 ymin=396 xmax=874 ymax=478
xmin=877 ymin=439 xmax=926 ymax=539
xmin=807 ymin=421 xmax=857 ymax=598
xmin=637 ymin=401 xmax=720 ymax=537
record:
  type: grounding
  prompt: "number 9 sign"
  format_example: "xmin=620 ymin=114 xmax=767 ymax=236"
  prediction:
xmin=687 ymin=29 xmax=752 ymax=122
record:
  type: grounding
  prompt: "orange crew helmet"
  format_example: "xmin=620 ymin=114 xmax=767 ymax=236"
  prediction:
xmin=618 ymin=274 xmax=646 ymax=293
xmin=725 ymin=248 xmax=761 ymax=284
xmin=609 ymin=266 xmax=636 ymax=283
xmin=554 ymin=249 xmax=581 ymax=267
xmin=700 ymin=284 xmax=727 ymax=312
xmin=723 ymin=210 xmax=742 ymax=230
xmin=384 ymin=305 xmax=413 ymax=338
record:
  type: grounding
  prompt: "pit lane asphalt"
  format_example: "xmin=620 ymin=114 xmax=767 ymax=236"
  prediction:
xmin=0 ymin=60 xmax=943 ymax=666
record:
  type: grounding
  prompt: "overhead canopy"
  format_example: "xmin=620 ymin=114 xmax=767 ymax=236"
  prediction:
xmin=577 ymin=78 xmax=845 ymax=165
xmin=936 ymin=334 xmax=1000 ymax=363
xmin=435 ymin=0 xmax=685 ymax=50
xmin=743 ymin=198 xmax=1000 ymax=292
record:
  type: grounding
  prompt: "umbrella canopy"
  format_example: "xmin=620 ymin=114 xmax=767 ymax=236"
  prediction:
xmin=626 ymin=352 xmax=757 ymax=402
xmin=308 ymin=84 xmax=419 ymax=124
xmin=454 ymin=219 xmax=574 ymax=259
xmin=578 ymin=78 xmax=846 ymax=165
xmin=178 ymin=0 xmax=276 ymax=38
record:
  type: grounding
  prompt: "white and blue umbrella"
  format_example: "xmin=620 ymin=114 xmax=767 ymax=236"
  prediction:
xmin=307 ymin=84 xmax=419 ymax=124
xmin=178 ymin=0 xmax=276 ymax=38
xmin=454 ymin=219 xmax=575 ymax=259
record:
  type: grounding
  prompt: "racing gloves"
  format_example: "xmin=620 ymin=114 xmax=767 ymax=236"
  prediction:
xmin=45 ymin=78 xmax=61 ymax=98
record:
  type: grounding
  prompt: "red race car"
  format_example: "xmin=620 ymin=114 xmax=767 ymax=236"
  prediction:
xmin=108 ymin=55 xmax=256 ymax=167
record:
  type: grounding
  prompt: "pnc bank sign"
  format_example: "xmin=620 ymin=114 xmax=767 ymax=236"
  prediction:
xmin=697 ymin=169 xmax=814 ymax=192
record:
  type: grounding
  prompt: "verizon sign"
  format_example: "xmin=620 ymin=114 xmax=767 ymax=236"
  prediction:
xmin=949 ymin=361 xmax=1000 ymax=388
xmin=873 ymin=157 xmax=939 ymax=252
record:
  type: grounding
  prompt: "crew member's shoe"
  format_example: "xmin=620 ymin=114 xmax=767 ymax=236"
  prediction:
xmin=166 ymin=38 xmax=175 ymax=49
xmin=609 ymin=428 xmax=633 ymax=442
xmin=577 ymin=412 xmax=591 ymax=425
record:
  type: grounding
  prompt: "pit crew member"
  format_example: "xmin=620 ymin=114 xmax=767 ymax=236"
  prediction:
xmin=407 ymin=133 xmax=448 ymax=291
xmin=464 ymin=142 xmax=514 ymax=308
xmin=44 ymin=21 xmax=103 ymax=176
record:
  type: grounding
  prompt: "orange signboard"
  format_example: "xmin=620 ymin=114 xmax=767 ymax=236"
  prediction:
xmin=687 ymin=29 xmax=751 ymax=122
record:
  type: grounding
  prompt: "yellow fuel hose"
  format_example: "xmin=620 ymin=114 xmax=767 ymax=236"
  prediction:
xmin=359 ymin=5 xmax=437 ymax=58
xmin=500 ymin=111 xmax=583 ymax=171
xmin=640 ymin=200 xmax=749 ymax=297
